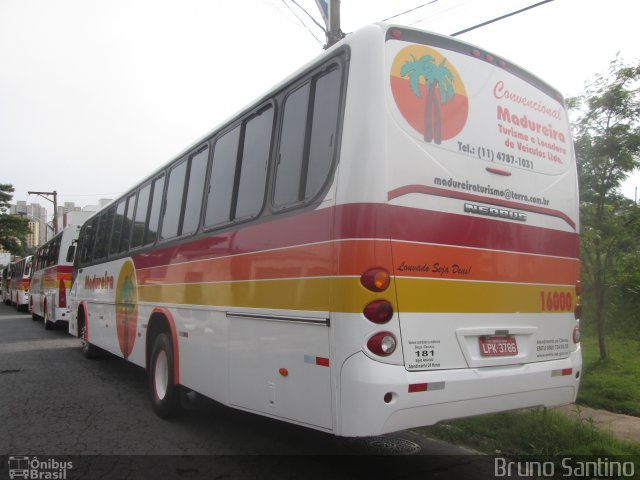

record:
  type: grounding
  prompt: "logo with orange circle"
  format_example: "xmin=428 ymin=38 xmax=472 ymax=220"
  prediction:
xmin=115 ymin=259 xmax=138 ymax=359
xmin=390 ymin=45 xmax=469 ymax=144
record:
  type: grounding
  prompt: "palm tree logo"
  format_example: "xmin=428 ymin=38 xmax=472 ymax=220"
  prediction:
xmin=115 ymin=260 xmax=138 ymax=359
xmin=400 ymin=54 xmax=455 ymax=144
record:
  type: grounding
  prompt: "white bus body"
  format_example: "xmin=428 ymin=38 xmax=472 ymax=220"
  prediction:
xmin=30 ymin=225 xmax=81 ymax=329
xmin=70 ymin=24 xmax=581 ymax=437
xmin=9 ymin=256 xmax=32 ymax=312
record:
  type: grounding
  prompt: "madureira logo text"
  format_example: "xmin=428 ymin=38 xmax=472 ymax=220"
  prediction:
xmin=84 ymin=272 xmax=115 ymax=290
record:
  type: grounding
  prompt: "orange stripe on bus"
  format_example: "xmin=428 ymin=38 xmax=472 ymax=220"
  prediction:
xmin=391 ymin=242 xmax=579 ymax=285
xmin=135 ymin=239 xmax=577 ymax=287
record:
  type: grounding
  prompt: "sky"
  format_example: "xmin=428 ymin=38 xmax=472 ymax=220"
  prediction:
xmin=1 ymin=0 xmax=639 ymax=224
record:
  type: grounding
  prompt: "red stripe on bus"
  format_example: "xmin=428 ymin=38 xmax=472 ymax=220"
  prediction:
xmin=132 ymin=203 xmax=579 ymax=272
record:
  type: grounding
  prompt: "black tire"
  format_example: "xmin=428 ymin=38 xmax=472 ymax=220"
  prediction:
xmin=80 ymin=322 xmax=99 ymax=359
xmin=148 ymin=332 xmax=181 ymax=419
xmin=44 ymin=305 xmax=54 ymax=330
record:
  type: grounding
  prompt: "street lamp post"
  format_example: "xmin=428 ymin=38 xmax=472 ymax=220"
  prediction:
xmin=27 ymin=190 xmax=58 ymax=235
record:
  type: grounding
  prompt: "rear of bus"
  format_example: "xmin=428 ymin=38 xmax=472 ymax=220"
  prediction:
xmin=335 ymin=25 xmax=580 ymax=436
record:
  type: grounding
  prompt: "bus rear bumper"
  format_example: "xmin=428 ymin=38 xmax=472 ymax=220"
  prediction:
xmin=338 ymin=348 xmax=581 ymax=437
xmin=54 ymin=307 xmax=71 ymax=323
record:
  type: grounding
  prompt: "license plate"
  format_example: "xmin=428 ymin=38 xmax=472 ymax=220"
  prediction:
xmin=479 ymin=336 xmax=518 ymax=356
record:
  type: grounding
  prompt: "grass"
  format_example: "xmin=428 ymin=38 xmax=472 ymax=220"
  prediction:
xmin=417 ymin=408 xmax=640 ymax=456
xmin=578 ymin=334 xmax=640 ymax=416
xmin=414 ymin=312 xmax=640 ymax=473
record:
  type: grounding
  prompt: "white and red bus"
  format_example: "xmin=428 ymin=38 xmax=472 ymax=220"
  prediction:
xmin=9 ymin=256 xmax=32 ymax=312
xmin=30 ymin=225 xmax=81 ymax=329
xmin=1 ymin=264 xmax=9 ymax=305
xmin=70 ymin=24 xmax=581 ymax=437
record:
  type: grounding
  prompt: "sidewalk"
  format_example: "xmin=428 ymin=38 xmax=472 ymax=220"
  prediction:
xmin=556 ymin=404 xmax=640 ymax=444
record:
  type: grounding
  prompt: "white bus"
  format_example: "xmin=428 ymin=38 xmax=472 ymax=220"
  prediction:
xmin=70 ymin=24 xmax=581 ymax=437
xmin=9 ymin=256 xmax=32 ymax=312
xmin=30 ymin=225 xmax=81 ymax=329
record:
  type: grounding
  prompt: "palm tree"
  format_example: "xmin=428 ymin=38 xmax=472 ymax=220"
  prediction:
xmin=400 ymin=55 xmax=455 ymax=144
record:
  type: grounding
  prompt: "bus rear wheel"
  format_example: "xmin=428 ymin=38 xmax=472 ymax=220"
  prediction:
xmin=149 ymin=332 xmax=180 ymax=419
xmin=44 ymin=304 xmax=54 ymax=330
xmin=80 ymin=322 xmax=99 ymax=359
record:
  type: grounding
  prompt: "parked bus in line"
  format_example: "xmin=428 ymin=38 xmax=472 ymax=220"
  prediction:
xmin=30 ymin=225 xmax=81 ymax=329
xmin=69 ymin=24 xmax=581 ymax=437
xmin=1 ymin=265 xmax=8 ymax=305
xmin=9 ymin=256 xmax=32 ymax=312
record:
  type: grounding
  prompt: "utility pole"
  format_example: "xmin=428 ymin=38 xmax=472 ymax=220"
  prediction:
xmin=314 ymin=0 xmax=345 ymax=49
xmin=27 ymin=190 xmax=58 ymax=235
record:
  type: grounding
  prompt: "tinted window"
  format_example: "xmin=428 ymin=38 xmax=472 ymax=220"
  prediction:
xmin=235 ymin=106 xmax=273 ymax=219
xmin=131 ymin=183 xmax=151 ymax=249
xmin=205 ymin=126 xmax=240 ymax=227
xmin=110 ymin=199 xmax=126 ymax=255
xmin=274 ymin=84 xmax=310 ymax=206
xmin=182 ymin=147 xmax=209 ymax=235
xmin=145 ymin=175 xmax=165 ymax=245
xmin=119 ymin=194 xmax=136 ymax=253
xmin=306 ymin=67 xmax=341 ymax=198
xmin=79 ymin=218 xmax=97 ymax=266
xmin=94 ymin=207 xmax=115 ymax=261
xmin=161 ymin=160 xmax=187 ymax=240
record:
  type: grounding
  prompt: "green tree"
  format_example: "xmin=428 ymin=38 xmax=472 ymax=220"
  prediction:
xmin=0 ymin=183 xmax=31 ymax=256
xmin=568 ymin=57 xmax=640 ymax=359
xmin=401 ymin=54 xmax=455 ymax=144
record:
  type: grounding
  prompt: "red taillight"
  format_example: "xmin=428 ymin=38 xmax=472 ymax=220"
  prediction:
xmin=390 ymin=29 xmax=402 ymax=39
xmin=367 ymin=332 xmax=397 ymax=357
xmin=363 ymin=300 xmax=393 ymax=324
xmin=471 ymin=49 xmax=481 ymax=58
xmin=360 ymin=268 xmax=390 ymax=292
xmin=59 ymin=279 xmax=67 ymax=308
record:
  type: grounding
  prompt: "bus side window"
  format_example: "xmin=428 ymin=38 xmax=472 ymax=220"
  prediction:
xmin=66 ymin=244 xmax=76 ymax=263
xmin=160 ymin=159 xmax=188 ymax=240
xmin=205 ymin=126 xmax=240 ymax=227
xmin=273 ymin=64 xmax=342 ymax=208
xmin=305 ymin=66 xmax=342 ymax=199
xmin=94 ymin=206 xmax=115 ymax=262
xmin=145 ymin=175 xmax=165 ymax=246
xmin=79 ymin=218 xmax=98 ymax=266
xmin=181 ymin=146 xmax=209 ymax=236
xmin=110 ymin=199 xmax=126 ymax=256
xmin=234 ymin=105 xmax=274 ymax=220
xmin=274 ymin=83 xmax=311 ymax=206
xmin=131 ymin=183 xmax=151 ymax=249
xmin=119 ymin=193 xmax=136 ymax=253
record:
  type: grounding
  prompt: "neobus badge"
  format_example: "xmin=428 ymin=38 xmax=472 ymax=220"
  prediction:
xmin=464 ymin=203 xmax=527 ymax=222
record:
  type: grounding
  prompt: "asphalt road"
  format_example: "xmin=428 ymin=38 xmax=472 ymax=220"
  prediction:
xmin=0 ymin=304 xmax=509 ymax=479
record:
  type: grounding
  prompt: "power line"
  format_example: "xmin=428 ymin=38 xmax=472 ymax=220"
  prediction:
xmin=381 ymin=0 xmax=440 ymax=22
xmin=450 ymin=0 xmax=555 ymax=37
xmin=280 ymin=0 xmax=324 ymax=45
xmin=289 ymin=0 xmax=326 ymax=33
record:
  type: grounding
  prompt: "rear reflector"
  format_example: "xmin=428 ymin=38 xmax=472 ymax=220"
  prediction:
xmin=408 ymin=382 xmax=445 ymax=393
xmin=552 ymin=368 xmax=573 ymax=377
